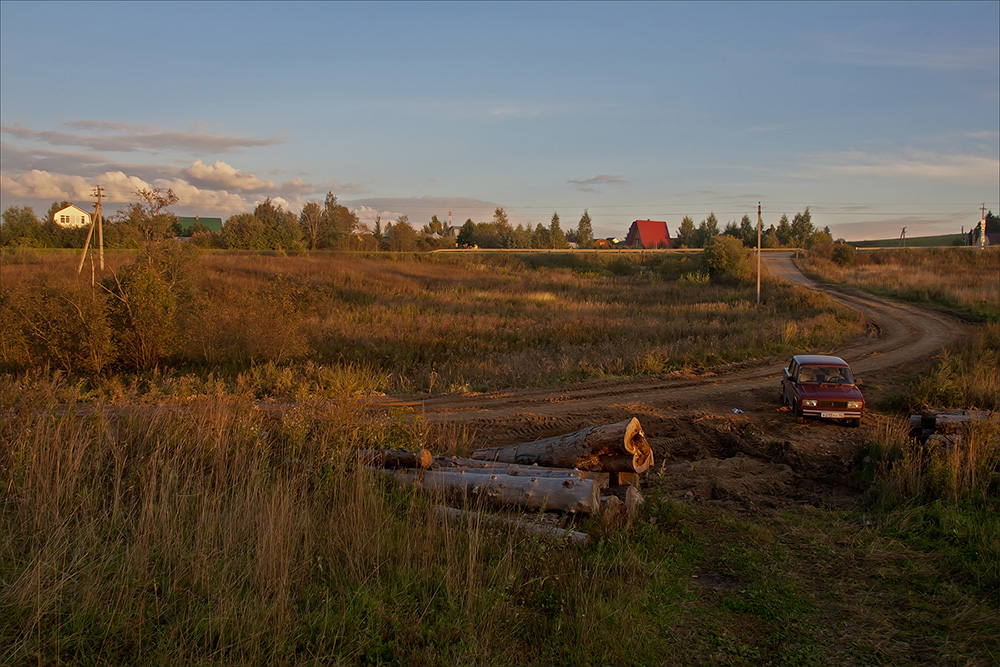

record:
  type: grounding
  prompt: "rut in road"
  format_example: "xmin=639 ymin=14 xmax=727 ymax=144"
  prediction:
xmin=375 ymin=253 xmax=967 ymax=429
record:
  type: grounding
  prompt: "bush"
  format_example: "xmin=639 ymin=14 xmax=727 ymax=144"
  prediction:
xmin=832 ymin=244 xmax=856 ymax=267
xmin=703 ymin=235 xmax=752 ymax=282
xmin=103 ymin=263 xmax=179 ymax=371
xmin=1 ymin=272 xmax=114 ymax=373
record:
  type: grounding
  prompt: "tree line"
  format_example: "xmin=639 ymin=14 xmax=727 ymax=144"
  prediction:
xmin=2 ymin=188 xmax=832 ymax=252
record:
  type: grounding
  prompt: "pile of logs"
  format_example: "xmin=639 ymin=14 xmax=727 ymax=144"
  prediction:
xmin=909 ymin=409 xmax=997 ymax=446
xmin=355 ymin=417 xmax=653 ymax=545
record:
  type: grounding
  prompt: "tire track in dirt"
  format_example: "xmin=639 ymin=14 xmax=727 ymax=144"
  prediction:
xmin=378 ymin=253 xmax=967 ymax=434
xmin=376 ymin=253 xmax=971 ymax=510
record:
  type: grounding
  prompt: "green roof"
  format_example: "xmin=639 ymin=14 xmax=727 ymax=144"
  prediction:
xmin=177 ymin=216 xmax=223 ymax=232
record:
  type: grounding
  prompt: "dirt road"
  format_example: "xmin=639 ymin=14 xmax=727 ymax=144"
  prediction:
xmin=377 ymin=254 xmax=968 ymax=509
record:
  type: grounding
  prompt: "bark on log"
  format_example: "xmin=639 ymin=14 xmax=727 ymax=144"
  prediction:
xmin=389 ymin=469 xmax=601 ymax=514
xmin=470 ymin=417 xmax=653 ymax=473
xmin=431 ymin=456 xmax=583 ymax=476
xmin=920 ymin=410 xmax=996 ymax=433
xmin=435 ymin=506 xmax=590 ymax=546
xmin=355 ymin=449 xmax=433 ymax=469
xmin=433 ymin=466 xmax=585 ymax=480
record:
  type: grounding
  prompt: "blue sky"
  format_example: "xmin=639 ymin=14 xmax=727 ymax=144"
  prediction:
xmin=2 ymin=1 xmax=997 ymax=240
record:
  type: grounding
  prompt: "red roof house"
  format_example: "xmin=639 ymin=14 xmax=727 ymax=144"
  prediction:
xmin=625 ymin=220 xmax=672 ymax=248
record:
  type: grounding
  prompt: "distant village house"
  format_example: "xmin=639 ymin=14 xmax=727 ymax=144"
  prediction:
xmin=624 ymin=220 xmax=672 ymax=249
xmin=53 ymin=204 xmax=92 ymax=228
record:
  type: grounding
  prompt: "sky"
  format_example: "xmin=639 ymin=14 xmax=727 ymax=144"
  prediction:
xmin=1 ymin=1 xmax=998 ymax=241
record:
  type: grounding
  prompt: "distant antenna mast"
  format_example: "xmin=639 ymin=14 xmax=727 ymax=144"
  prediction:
xmin=898 ymin=227 xmax=906 ymax=248
xmin=981 ymin=204 xmax=987 ymax=251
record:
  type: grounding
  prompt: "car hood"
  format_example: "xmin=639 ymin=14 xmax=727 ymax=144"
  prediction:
xmin=798 ymin=384 xmax=864 ymax=401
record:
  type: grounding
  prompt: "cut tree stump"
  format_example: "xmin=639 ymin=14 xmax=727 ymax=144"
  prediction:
xmin=470 ymin=417 xmax=653 ymax=473
xmin=388 ymin=469 xmax=601 ymax=514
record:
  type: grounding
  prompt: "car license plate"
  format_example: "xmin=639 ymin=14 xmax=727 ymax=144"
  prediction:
xmin=821 ymin=411 xmax=845 ymax=418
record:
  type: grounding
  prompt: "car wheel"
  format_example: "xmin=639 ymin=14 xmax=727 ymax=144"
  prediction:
xmin=794 ymin=402 xmax=805 ymax=424
xmin=781 ymin=387 xmax=788 ymax=406
xmin=849 ymin=418 xmax=861 ymax=428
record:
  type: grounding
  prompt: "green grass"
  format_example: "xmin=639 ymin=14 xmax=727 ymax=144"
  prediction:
xmin=852 ymin=233 xmax=967 ymax=248
xmin=2 ymin=378 xmax=997 ymax=666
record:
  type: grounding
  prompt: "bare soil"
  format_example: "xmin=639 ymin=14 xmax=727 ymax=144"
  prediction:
xmin=375 ymin=253 xmax=969 ymax=512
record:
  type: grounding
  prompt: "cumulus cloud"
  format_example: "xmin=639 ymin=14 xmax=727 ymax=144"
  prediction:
xmin=567 ymin=174 xmax=628 ymax=192
xmin=183 ymin=159 xmax=275 ymax=191
xmin=0 ymin=168 xmax=256 ymax=216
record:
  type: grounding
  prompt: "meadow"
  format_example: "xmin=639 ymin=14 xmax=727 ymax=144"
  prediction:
xmin=2 ymin=247 xmax=997 ymax=665
xmin=800 ymin=246 xmax=1000 ymax=321
xmin=1 ymin=248 xmax=861 ymax=396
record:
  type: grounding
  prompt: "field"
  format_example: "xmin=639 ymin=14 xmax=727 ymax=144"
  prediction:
xmin=2 ymin=247 xmax=998 ymax=666
xmin=851 ymin=233 xmax=967 ymax=248
xmin=800 ymin=246 xmax=1000 ymax=321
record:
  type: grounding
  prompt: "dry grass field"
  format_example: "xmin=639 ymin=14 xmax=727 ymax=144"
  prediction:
xmin=2 ymin=247 xmax=997 ymax=666
xmin=800 ymin=246 xmax=1000 ymax=321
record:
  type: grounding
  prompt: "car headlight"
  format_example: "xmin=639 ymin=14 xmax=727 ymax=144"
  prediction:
xmin=803 ymin=399 xmax=817 ymax=407
xmin=847 ymin=401 xmax=863 ymax=409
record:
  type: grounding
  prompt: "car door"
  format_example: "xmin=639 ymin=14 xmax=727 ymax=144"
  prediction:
xmin=782 ymin=359 xmax=797 ymax=402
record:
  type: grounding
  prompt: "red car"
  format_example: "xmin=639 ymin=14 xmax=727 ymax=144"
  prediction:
xmin=780 ymin=355 xmax=864 ymax=427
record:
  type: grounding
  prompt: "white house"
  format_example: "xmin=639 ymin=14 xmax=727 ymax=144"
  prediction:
xmin=53 ymin=204 xmax=92 ymax=228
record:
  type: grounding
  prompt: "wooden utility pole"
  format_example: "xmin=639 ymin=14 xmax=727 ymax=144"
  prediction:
xmin=76 ymin=186 xmax=105 ymax=274
xmin=756 ymin=202 xmax=762 ymax=305
xmin=94 ymin=186 xmax=104 ymax=270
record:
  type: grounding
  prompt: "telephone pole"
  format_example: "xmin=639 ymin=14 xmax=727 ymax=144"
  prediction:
xmin=76 ymin=185 xmax=105 ymax=274
xmin=756 ymin=202 xmax=762 ymax=305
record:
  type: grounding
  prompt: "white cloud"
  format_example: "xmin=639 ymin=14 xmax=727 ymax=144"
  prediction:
xmin=184 ymin=159 xmax=274 ymax=192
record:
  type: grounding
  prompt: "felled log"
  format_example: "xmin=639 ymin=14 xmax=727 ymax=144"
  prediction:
xmin=432 ymin=455 xmax=582 ymax=476
xmin=435 ymin=506 xmax=590 ymax=546
xmin=354 ymin=449 xmax=433 ymax=469
xmin=470 ymin=417 xmax=653 ymax=473
xmin=434 ymin=465 xmax=585 ymax=480
xmin=389 ymin=469 xmax=601 ymax=514
xmin=921 ymin=410 xmax=996 ymax=434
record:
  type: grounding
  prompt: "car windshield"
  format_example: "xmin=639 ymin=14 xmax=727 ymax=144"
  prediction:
xmin=796 ymin=366 xmax=853 ymax=384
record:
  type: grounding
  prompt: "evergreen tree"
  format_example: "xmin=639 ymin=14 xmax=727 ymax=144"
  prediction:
xmin=739 ymin=214 xmax=756 ymax=247
xmin=675 ymin=216 xmax=696 ymax=248
xmin=577 ymin=209 xmax=594 ymax=248
xmin=549 ymin=212 xmax=567 ymax=249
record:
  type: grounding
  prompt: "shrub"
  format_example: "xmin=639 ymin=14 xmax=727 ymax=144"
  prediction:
xmin=103 ymin=263 xmax=179 ymax=371
xmin=832 ymin=244 xmax=856 ymax=267
xmin=703 ymin=235 xmax=752 ymax=282
xmin=0 ymin=272 xmax=114 ymax=373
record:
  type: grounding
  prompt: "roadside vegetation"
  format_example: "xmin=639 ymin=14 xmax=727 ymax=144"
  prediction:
xmin=802 ymin=244 xmax=1000 ymax=666
xmin=799 ymin=245 xmax=1000 ymax=321
xmin=1 ymin=246 xmax=861 ymax=396
xmin=3 ymin=375 xmax=998 ymax=666
xmin=2 ymin=244 xmax=997 ymax=665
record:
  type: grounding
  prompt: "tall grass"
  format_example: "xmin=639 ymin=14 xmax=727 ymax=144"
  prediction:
xmin=799 ymin=246 xmax=1000 ymax=321
xmin=0 ymin=378 xmax=829 ymax=666
xmin=2 ymin=250 xmax=863 ymax=396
